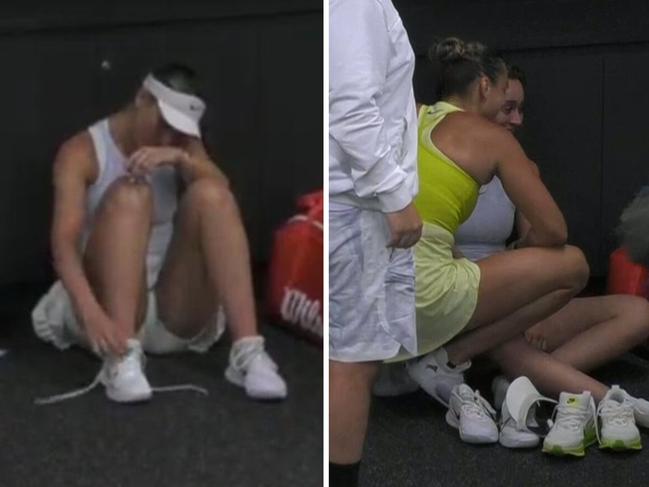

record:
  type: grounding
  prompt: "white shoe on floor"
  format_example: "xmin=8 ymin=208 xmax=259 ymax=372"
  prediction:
xmin=445 ymin=384 xmax=498 ymax=444
xmin=499 ymin=400 xmax=539 ymax=449
xmin=597 ymin=385 xmax=642 ymax=451
xmin=630 ymin=396 xmax=649 ymax=428
xmin=543 ymin=391 xmax=597 ymax=457
xmin=373 ymin=363 xmax=419 ymax=397
xmin=407 ymin=348 xmax=470 ymax=407
xmin=101 ymin=339 xmax=152 ymax=403
xmin=225 ymin=336 xmax=287 ymax=400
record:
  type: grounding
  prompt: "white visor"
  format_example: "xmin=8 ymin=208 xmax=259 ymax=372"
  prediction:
xmin=505 ymin=376 xmax=557 ymax=435
xmin=142 ymin=74 xmax=206 ymax=138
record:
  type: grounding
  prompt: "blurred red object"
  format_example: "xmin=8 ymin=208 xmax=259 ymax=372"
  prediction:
xmin=607 ymin=247 xmax=649 ymax=298
xmin=267 ymin=190 xmax=323 ymax=344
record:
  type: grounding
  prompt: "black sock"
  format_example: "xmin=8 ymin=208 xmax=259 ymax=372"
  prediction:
xmin=329 ymin=461 xmax=360 ymax=487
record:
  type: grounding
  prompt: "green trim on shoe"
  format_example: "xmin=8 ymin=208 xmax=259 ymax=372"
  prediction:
xmin=542 ymin=426 xmax=597 ymax=457
xmin=542 ymin=443 xmax=586 ymax=457
xmin=584 ymin=424 xmax=598 ymax=448
xmin=599 ymin=437 xmax=642 ymax=451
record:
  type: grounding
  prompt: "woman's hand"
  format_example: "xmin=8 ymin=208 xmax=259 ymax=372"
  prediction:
xmin=82 ymin=308 xmax=129 ymax=356
xmin=127 ymin=146 xmax=189 ymax=178
xmin=385 ymin=202 xmax=423 ymax=249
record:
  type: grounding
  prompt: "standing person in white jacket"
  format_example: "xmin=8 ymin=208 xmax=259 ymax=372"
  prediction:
xmin=329 ymin=1 xmax=422 ymax=485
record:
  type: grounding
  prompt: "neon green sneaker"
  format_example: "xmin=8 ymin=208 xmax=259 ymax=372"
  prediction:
xmin=598 ymin=385 xmax=642 ymax=451
xmin=542 ymin=391 xmax=597 ymax=457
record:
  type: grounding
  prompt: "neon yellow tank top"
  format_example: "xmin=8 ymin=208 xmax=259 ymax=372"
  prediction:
xmin=415 ymin=101 xmax=480 ymax=234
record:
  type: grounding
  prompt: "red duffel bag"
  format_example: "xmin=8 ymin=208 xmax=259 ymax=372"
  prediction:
xmin=266 ymin=190 xmax=323 ymax=344
xmin=607 ymin=247 xmax=649 ymax=298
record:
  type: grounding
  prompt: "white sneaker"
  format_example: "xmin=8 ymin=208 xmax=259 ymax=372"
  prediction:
xmin=373 ymin=363 xmax=419 ymax=397
xmin=445 ymin=384 xmax=498 ymax=444
xmin=225 ymin=336 xmax=287 ymax=400
xmin=630 ymin=396 xmax=649 ymax=428
xmin=101 ymin=339 xmax=152 ymax=403
xmin=543 ymin=391 xmax=597 ymax=457
xmin=407 ymin=347 xmax=470 ymax=406
xmin=597 ymin=385 xmax=642 ymax=451
xmin=491 ymin=375 xmax=510 ymax=411
xmin=499 ymin=400 xmax=540 ymax=449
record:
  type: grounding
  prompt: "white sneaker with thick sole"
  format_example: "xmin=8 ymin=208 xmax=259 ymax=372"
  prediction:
xmin=445 ymin=384 xmax=498 ymax=444
xmin=373 ymin=363 xmax=419 ymax=397
xmin=542 ymin=391 xmax=597 ymax=457
xmin=225 ymin=336 xmax=287 ymax=400
xmin=499 ymin=400 xmax=540 ymax=448
xmin=597 ymin=385 xmax=642 ymax=451
xmin=407 ymin=348 xmax=470 ymax=407
xmin=100 ymin=339 xmax=152 ymax=403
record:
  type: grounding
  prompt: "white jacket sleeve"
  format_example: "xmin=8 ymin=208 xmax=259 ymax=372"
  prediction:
xmin=329 ymin=0 xmax=413 ymax=213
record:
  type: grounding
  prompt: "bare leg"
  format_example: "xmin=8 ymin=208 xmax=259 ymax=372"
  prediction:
xmin=156 ymin=179 xmax=257 ymax=341
xmin=83 ymin=178 xmax=151 ymax=340
xmin=525 ymin=295 xmax=649 ymax=372
xmin=445 ymin=245 xmax=589 ymax=364
xmin=489 ymin=337 xmax=609 ymax=401
xmin=330 ymin=360 xmax=380 ymax=463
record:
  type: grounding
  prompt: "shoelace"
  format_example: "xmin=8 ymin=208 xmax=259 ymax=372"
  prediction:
xmin=550 ymin=398 xmax=600 ymax=442
xmin=35 ymin=372 xmax=208 ymax=405
xmin=230 ymin=336 xmax=277 ymax=373
xmin=551 ymin=404 xmax=586 ymax=431
xmin=461 ymin=390 xmax=497 ymax=420
xmin=35 ymin=347 xmax=208 ymax=405
xmin=598 ymin=399 xmax=635 ymax=427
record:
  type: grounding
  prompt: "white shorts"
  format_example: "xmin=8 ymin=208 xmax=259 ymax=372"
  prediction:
xmin=329 ymin=204 xmax=417 ymax=362
xmin=32 ymin=281 xmax=226 ymax=355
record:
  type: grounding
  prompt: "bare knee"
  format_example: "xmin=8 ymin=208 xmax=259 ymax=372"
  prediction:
xmin=560 ymin=245 xmax=590 ymax=292
xmin=101 ymin=177 xmax=153 ymax=217
xmin=183 ymin=178 xmax=237 ymax=213
xmin=614 ymin=295 xmax=649 ymax=339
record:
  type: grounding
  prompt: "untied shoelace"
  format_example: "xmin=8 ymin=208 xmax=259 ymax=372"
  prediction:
xmin=462 ymin=389 xmax=497 ymax=419
xmin=35 ymin=346 xmax=208 ymax=405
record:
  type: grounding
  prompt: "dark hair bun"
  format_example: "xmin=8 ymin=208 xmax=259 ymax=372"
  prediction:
xmin=427 ymin=36 xmax=505 ymax=98
xmin=429 ymin=37 xmax=488 ymax=65
xmin=430 ymin=37 xmax=466 ymax=64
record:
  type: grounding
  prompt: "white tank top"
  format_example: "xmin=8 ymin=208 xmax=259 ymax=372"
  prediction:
xmin=455 ymin=177 xmax=515 ymax=261
xmin=85 ymin=119 xmax=178 ymax=286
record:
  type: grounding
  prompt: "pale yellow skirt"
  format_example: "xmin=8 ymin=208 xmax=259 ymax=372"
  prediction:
xmin=389 ymin=222 xmax=480 ymax=362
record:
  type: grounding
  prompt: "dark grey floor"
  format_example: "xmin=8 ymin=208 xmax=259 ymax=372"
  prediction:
xmin=0 ymin=286 xmax=323 ymax=487
xmin=363 ymin=353 xmax=649 ymax=487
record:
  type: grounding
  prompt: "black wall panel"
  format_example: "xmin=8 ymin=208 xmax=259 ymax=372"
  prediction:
xmin=0 ymin=3 xmax=322 ymax=286
xmin=601 ymin=51 xmax=649 ymax=269
xmin=258 ymin=15 xmax=323 ymax=250
xmin=395 ymin=0 xmax=649 ymax=54
xmin=506 ymin=51 xmax=604 ymax=274
xmin=0 ymin=34 xmax=100 ymax=284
